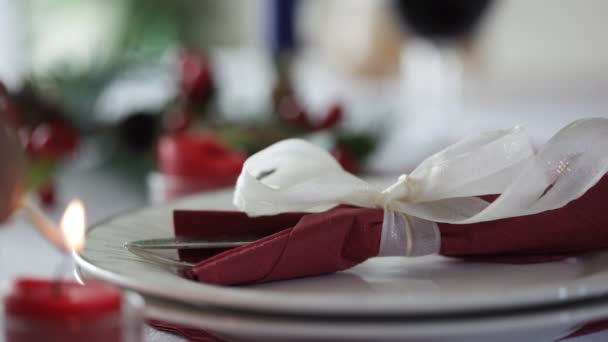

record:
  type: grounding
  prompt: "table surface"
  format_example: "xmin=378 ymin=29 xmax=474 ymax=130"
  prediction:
xmin=0 ymin=164 xmax=184 ymax=342
xmin=1 ymin=148 xmax=608 ymax=342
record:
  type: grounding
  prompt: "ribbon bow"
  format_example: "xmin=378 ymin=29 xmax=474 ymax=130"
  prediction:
xmin=234 ymin=118 xmax=608 ymax=226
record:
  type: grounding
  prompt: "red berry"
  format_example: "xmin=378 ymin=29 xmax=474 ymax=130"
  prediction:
xmin=179 ymin=50 xmax=213 ymax=101
xmin=278 ymin=98 xmax=343 ymax=131
xmin=38 ymin=182 xmax=56 ymax=207
xmin=317 ymin=104 xmax=343 ymax=130
xmin=332 ymin=147 xmax=359 ymax=174
xmin=22 ymin=121 xmax=79 ymax=159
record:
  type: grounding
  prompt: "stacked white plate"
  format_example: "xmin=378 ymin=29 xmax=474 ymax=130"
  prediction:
xmin=75 ymin=188 xmax=608 ymax=341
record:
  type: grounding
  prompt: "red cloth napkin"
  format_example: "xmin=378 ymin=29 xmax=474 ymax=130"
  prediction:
xmin=175 ymin=206 xmax=382 ymax=284
xmin=174 ymin=175 xmax=608 ymax=286
xmin=441 ymin=174 xmax=608 ymax=260
xmin=157 ymin=175 xmax=608 ymax=341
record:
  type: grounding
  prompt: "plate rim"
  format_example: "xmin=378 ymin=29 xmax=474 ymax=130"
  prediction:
xmin=142 ymin=295 xmax=608 ymax=340
xmin=75 ymin=188 xmax=608 ymax=316
xmin=74 ymin=266 xmax=608 ymax=340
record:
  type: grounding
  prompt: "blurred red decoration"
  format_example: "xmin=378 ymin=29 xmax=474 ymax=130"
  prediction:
xmin=278 ymin=97 xmax=343 ymax=131
xmin=155 ymin=133 xmax=246 ymax=200
xmin=37 ymin=182 xmax=56 ymax=207
xmin=317 ymin=103 xmax=343 ymax=130
xmin=178 ymin=49 xmax=213 ymax=102
xmin=20 ymin=121 xmax=79 ymax=159
xmin=278 ymin=95 xmax=308 ymax=128
xmin=331 ymin=146 xmax=359 ymax=174
xmin=157 ymin=133 xmax=245 ymax=182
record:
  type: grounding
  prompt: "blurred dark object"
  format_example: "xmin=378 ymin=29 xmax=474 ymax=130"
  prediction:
xmin=390 ymin=0 xmax=493 ymax=169
xmin=267 ymin=0 xmax=298 ymax=52
xmin=12 ymin=83 xmax=64 ymax=125
xmin=335 ymin=134 xmax=378 ymax=161
xmin=118 ymin=112 xmax=161 ymax=150
xmin=0 ymin=83 xmax=21 ymax=126
xmin=393 ymin=0 xmax=493 ymax=41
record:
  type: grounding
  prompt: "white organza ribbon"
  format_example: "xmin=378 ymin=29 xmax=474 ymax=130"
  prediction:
xmin=233 ymin=118 xmax=608 ymax=256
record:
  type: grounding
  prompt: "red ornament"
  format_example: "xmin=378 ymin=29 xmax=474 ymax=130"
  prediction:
xmin=157 ymin=133 xmax=245 ymax=181
xmin=331 ymin=146 xmax=360 ymax=174
xmin=21 ymin=121 xmax=79 ymax=159
xmin=178 ymin=49 xmax=213 ymax=102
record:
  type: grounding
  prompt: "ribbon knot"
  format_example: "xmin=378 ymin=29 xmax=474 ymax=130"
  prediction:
xmin=375 ymin=174 xmax=412 ymax=209
xmin=233 ymin=118 xmax=608 ymax=226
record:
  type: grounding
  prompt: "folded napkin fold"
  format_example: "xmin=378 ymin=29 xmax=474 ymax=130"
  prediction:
xmin=175 ymin=175 xmax=608 ymax=285
xmin=175 ymin=206 xmax=382 ymax=284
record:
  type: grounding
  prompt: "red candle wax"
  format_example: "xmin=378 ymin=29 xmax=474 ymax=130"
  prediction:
xmin=3 ymin=278 xmax=123 ymax=342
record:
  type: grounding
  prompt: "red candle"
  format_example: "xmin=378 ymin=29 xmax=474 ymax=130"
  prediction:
xmin=3 ymin=278 xmax=125 ymax=342
xmin=152 ymin=133 xmax=245 ymax=201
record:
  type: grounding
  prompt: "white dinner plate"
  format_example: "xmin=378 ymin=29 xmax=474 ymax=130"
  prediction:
xmin=74 ymin=266 xmax=608 ymax=342
xmin=76 ymin=187 xmax=608 ymax=316
xmin=144 ymin=296 xmax=608 ymax=342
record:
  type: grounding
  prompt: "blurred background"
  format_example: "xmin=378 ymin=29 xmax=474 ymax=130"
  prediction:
xmin=1 ymin=3 xmax=608 ymax=341
xmin=0 ymin=0 xmax=607 ymax=206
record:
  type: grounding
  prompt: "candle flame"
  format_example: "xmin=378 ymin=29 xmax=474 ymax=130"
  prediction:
xmin=60 ymin=200 xmax=86 ymax=252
